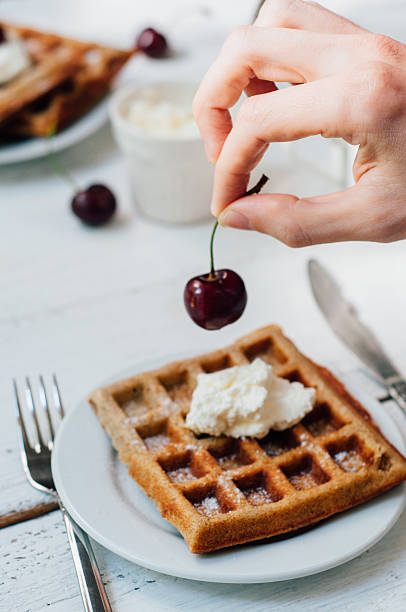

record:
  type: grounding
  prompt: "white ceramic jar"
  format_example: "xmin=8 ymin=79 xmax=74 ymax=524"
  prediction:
xmin=109 ymin=81 xmax=213 ymax=224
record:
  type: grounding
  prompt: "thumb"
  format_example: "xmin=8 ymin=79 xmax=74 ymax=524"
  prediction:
xmin=217 ymin=185 xmax=383 ymax=246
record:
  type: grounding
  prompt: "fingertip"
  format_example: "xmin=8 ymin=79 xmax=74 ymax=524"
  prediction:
xmin=210 ymin=201 xmax=221 ymax=217
xmin=218 ymin=208 xmax=252 ymax=230
xmin=205 ymin=140 xmax=223 ymax=165
xmin=217 ymin=193 xmax=294 ymax=236
xmin=210 ymin=193 xmax=224 ymax=217
xmin=204 ymin=142 xmax=216 ymax=164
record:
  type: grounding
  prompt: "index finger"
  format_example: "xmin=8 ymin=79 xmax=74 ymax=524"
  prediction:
xmin=193 ymin=26 xmax=362 ymax=164
xmin=192 ymin=27 xmax=254 ymax=163
xmin=211 ymin=71 xmax=353 ymax=215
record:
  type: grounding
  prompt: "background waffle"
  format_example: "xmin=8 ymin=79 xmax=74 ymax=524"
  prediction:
xmin=0 ymin=23 xmax=134 ymax=137
xmin=89 ymin=325 xmax=406 ymax=554
xmin=0 ymin=46 xmax=80 ymax=125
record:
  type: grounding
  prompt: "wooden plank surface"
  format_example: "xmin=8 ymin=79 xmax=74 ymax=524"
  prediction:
xmin=0 ymin=503 xmax=58 ymax=529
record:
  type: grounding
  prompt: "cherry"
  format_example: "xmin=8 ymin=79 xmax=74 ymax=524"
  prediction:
xmin=136 ymin=27 xmax=167 ymax=58
xmin=0 ymin=26 xmax=6 ymax=44
xmin=184 ymin=175 xmax=269 ymax=330
xmin=71 ymin=184 xmax=116 ymax=226
xmin=46 ymin=137 xmax=119 ymax=226
xmin=184 ymin=268 xmax=247 ymax=330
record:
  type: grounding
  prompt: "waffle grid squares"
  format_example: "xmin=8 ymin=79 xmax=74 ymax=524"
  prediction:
xmin=89 ymin=325 xmax=406 ymax=553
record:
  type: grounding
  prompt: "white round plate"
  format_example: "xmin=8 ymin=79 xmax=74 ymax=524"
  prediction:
xmin=52 ymin=356 xmax=406 ymax=583
xmin=0 ymin=100 xmax=108 ymax=165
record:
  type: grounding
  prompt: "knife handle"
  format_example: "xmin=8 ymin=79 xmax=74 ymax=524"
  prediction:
xmin=388 ymin=380 xmax=406 ymax=416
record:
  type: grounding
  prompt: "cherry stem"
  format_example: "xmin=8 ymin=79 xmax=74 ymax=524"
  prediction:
xmin=209 ymin=219 xmax=219 ymax=279
xmin=244 ymin=173 xmax=269 ymax=197
xmin=46 ymin=127 xmax=79 ymax=191
xmin=208 ymin=173 xmax=269 ymax=280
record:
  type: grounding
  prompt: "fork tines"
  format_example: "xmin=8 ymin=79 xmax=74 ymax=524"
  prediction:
xmin=13 ymin=375 xmax=65 ymax=455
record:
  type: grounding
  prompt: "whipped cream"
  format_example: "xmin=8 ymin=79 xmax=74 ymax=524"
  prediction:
xmin=125 ymin=86 xmax=199 ymax=139
xmin=186 ymin=358 xmax=316 ymax=439
xmin=0 ymin=33 xmax=31 ymax=85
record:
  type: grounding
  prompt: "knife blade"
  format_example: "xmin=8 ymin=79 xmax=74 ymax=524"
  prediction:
xmin=308 ymin=259 xmax=406 ymax=414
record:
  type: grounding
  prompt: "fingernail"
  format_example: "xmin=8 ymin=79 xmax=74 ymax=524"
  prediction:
xmin=219 ymin=210 xmax=252 ymax=230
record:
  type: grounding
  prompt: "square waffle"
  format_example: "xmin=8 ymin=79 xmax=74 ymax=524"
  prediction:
xmin=89 ymin=325 xmax=406 ymax=553
xmin=0 ymin=23 xmax=134 ymax=137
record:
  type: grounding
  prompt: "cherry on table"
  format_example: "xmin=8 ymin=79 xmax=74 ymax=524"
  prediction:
xmin=71 ymin=184 xmax=116 ymax=226
xmin=184 ymin=269 xmax=247 ymax=330
xmin=136 ymin=27 xmax=167 ymax=58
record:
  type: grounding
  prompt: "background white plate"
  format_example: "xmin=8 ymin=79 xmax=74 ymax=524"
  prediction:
xmin=0 ymin=100 xmax=108 ymax=165
xmin=52 ymin=356 xmax=406 ymax=584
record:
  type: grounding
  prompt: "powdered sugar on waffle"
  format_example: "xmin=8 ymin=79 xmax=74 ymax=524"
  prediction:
xmin=195 ymin=495 xmax=220 ymax=516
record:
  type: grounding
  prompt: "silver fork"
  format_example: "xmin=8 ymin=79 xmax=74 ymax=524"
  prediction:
xmin=13 ymin=375 xmax=112 ymax=612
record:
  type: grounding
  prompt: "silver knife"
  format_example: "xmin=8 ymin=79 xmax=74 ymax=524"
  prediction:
xmin=308 ymin=258 xmax=406 ymax=415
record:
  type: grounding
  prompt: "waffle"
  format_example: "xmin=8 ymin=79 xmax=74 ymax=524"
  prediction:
xmin=0 ymin=23 xmax=134 ymax=137
xmin=89 ymin=325 xmax=406 ymax=553
xmin=0 ymin=46 xmax=80 ymax=124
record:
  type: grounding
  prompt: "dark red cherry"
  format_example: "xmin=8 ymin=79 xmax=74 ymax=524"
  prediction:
xmin=184 ymin=269 xmax=247 ymax=330
xmin=0 ymin=26 xmax=6 ymax=44
xmin=71 ymin=184 xmax=116 ymax=226
xmin=136 ymin=27 xmax=167 ymax=58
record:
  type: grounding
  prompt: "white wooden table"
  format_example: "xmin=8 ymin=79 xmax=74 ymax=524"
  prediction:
xmin=1 ymin=1 xmax=406 ymax=610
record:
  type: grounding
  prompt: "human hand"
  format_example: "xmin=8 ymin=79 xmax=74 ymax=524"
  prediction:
xmin=193 ymin=0 xmax=406 ymax=246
